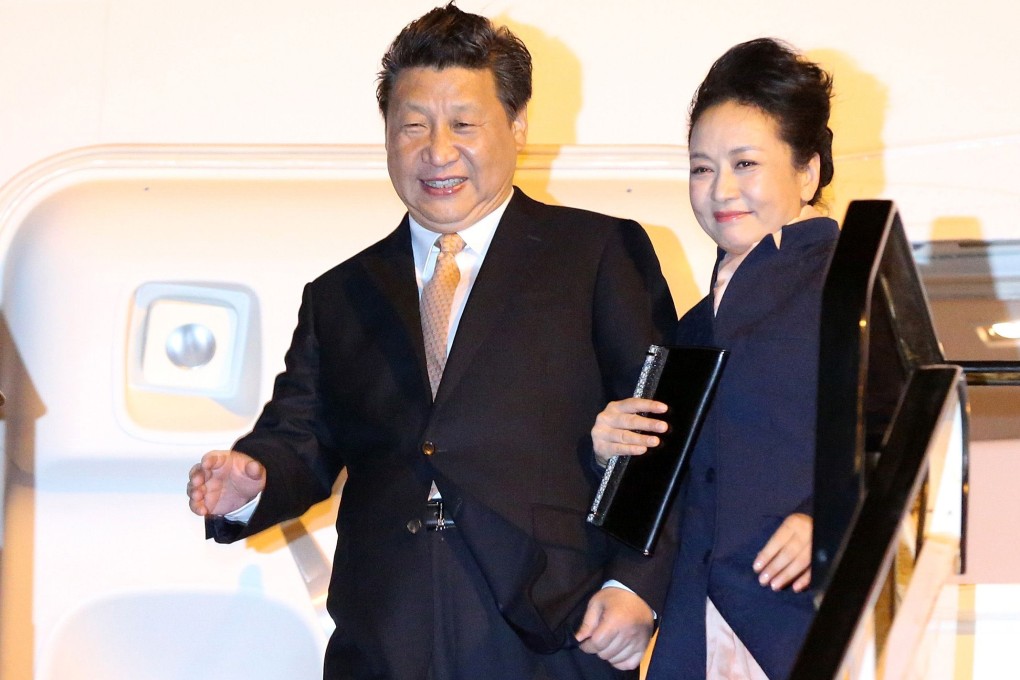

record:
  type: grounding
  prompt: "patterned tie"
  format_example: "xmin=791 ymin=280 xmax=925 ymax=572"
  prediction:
xmin=420 ymin=233 xmax=466 ymax=397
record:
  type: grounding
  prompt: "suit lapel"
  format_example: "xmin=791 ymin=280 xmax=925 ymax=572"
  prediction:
xmin=434 ymin=190 xmax=545 ymax=402
xmin=713 ymin=236 xmax=781 ymax=341
xmin=359 ymin=217 xmax=433 ymax=403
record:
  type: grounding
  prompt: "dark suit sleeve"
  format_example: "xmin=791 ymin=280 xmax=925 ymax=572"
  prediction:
xmin=592 ymin=220 xmax=678 ymax=399
xmin=591 ymin=219 xmax=679 ymax=612
xmin=207 ymin=283 xmax=345 ymax=542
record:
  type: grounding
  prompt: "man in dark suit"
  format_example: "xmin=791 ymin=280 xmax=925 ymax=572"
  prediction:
xmin=186 ymin=5 xmax=677 ymax=679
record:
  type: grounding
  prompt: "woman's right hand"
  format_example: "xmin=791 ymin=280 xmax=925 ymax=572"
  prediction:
xmin=591 ymin=397 xmax=669 ymax=466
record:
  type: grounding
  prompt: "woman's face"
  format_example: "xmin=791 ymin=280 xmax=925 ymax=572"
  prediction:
xmin=688 ymin=101 xmax=820 ymax=255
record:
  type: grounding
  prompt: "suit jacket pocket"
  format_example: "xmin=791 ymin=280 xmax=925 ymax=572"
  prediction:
xmin=530 ymin=504 xmax=610 ymax=627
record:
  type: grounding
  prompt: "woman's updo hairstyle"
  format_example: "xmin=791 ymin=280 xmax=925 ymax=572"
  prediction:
xmin=688 ymin=38 xmax=834 ymax=205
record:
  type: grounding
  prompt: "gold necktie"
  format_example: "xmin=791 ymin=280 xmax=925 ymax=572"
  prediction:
xmin=420 ymin=233 xmax=465 ymax=397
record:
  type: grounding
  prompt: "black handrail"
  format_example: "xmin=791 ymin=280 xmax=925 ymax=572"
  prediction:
xmin=795 ymin=199 xmax=982 ymax=679
xmin=953 ymin=360 xmax=1020 ymax=386
xmin=790 ymin=199 xmax=1020 ymax=678
xmin=790 ymin=365 xmax=960 ymax=679
xmin=813 ymin=200 xmax=946 ymax=591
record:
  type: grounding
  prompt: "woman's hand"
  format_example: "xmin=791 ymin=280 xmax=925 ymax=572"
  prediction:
xmin=753 ymin=512 xmax=812 ymax=592
xmin=591 ymin=397 xmax=669 ymax=466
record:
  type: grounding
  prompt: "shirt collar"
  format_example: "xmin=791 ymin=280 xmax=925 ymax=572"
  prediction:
xmin=409 ymin=192 xmax=513 ymax=271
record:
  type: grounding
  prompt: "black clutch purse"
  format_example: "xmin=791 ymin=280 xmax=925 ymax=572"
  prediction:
xmin=587 ymin=344 xmax=727 ymax=555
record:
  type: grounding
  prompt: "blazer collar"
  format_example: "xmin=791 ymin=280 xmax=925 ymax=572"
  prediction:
xmin=711 ymin=215 xmax=839 ymax=335
xmin=359 ymin=218 xmax=433 ymax=405
xmin=434 ymin=188 xmax=546 ymax=403
xmin=357 ymin=188 xmax=547 ymax=406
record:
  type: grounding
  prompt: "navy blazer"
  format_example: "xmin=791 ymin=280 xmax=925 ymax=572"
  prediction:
xmin=208 ymin=188 xmax=678 ymax=679
xmin=647 ymin=217 xmax=840 ymax=680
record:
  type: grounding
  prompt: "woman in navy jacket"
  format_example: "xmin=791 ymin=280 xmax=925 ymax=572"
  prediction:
xmin=591 ymin=39 xmax=838 ymax=679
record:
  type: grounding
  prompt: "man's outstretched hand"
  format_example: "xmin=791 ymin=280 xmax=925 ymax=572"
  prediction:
xmin=187 ymin=450 xmax=266 ymax=517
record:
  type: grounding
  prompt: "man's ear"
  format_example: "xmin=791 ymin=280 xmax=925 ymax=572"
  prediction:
xmin=512 ymin=107 xmax=528 ymax=150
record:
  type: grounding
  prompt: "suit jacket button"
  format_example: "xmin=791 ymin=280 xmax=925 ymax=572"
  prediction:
xmin=705 ymin=467 xmax=716 ymax=483
xmin=422 ymin=441 xmax=436 ymax=456
xmin=406 ymin=519 xmax=423 ymax=534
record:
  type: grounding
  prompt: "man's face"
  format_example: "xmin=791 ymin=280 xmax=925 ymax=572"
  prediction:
xmin=385 ymin=66 xmax=527 ymax=234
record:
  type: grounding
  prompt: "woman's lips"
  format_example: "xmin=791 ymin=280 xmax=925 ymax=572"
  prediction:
xmin=714 ymin=211 xmax=750 ymax=223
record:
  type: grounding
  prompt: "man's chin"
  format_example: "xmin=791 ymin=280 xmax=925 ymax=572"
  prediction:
xmin=411 ymin=207 xmax=476 ymax=234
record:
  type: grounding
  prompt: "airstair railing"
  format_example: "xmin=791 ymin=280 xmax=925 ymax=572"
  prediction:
xmin=791 ymin=200 xmax=968 ymax=679
xmin=811 ymin=200 xmax=949 ymax=592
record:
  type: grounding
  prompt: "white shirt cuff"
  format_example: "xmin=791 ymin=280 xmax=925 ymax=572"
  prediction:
xmin=602 ymin=580 xmax=657 ymax=619
xmin=224 ymin=493 xmax=261 ymax=523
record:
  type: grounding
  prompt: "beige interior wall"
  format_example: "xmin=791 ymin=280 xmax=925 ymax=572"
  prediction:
xmin=0 ymin=0 xmax=1016 ymax=240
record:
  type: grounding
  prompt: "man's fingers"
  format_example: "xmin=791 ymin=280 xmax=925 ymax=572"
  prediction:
xmin=187 ymin=463 xmax=208 ymax=514
xmin=609 ymin=649 xmax=644 ymax=671
xmin=203 ymin=450 xmax=231 ymax=471
xmin=243 ymin=458 xmax=266 ymax=481
xmin=575 ymin=598 xmax=603 ymax=643
xmin=188 ymin=485 xmax=209 ymax=515
xmin=591 ymin=623 xmax=647 ymax=670
xmin=596 ymin=632 xmax=629 ymax=661
xmin=594 ymin=634 xmax=626 ymax=663
xmin=187 ymin=451 xmax=241 ymax=516
xmin=576 ymin=589 xmax=654 ymax=667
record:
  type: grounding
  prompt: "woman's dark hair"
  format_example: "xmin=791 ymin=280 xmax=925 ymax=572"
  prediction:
xmin=376 ymin=3 xmax=532 ymax=122
xmin=689 ymin=38 xmax=834 ymax=204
